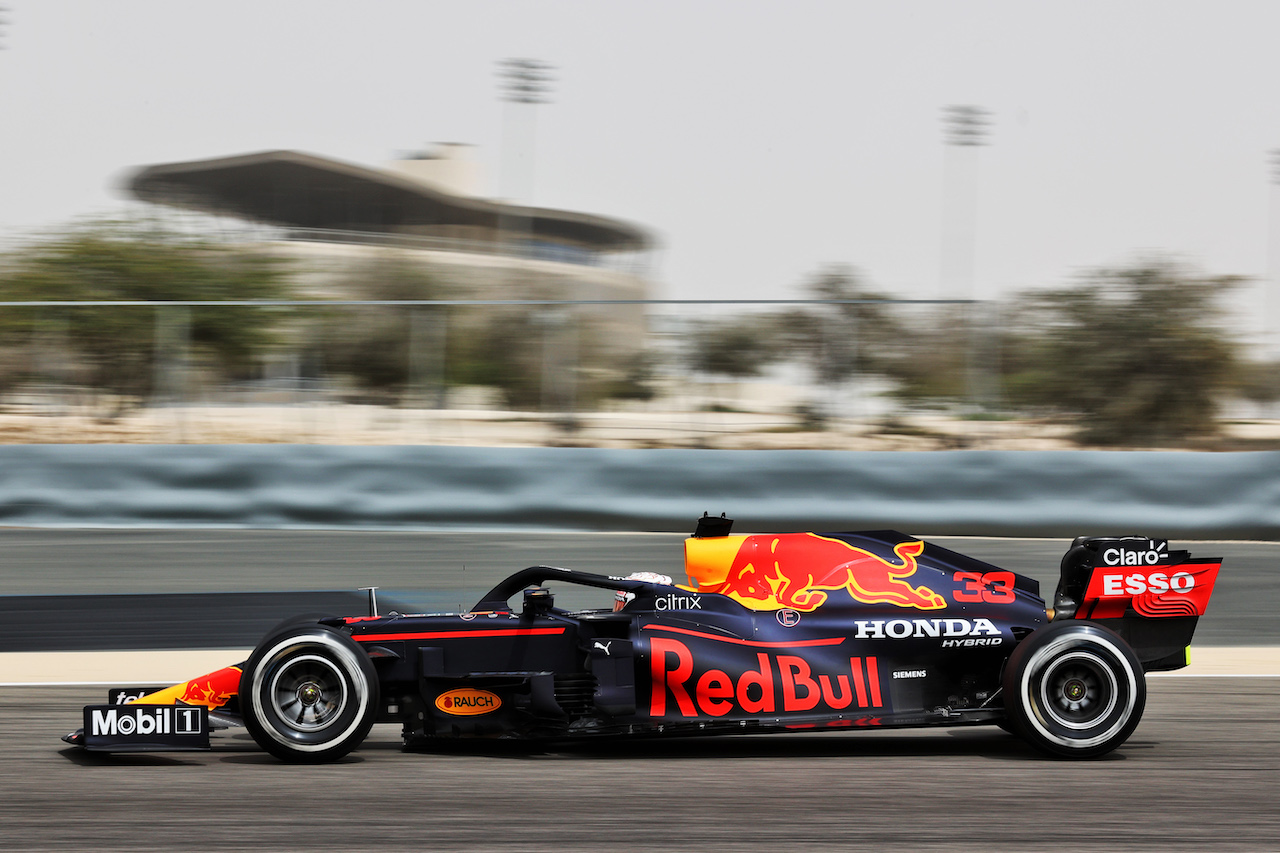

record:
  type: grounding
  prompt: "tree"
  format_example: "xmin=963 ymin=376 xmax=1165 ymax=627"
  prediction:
xmin=1003 ymin=261 xmax=1240 ymax=445
xmin=1232 ymin=358 xmax=1280 ymax=409
xmin=687 ymin=317 xmax=779 ymax=380
xmin=446 ymin=305 xmax=549 ymax=410
xmin=0 ymin=221 xmax=291 ymax=413
xmin=767 ymin=265 xmax=918 ymax=424
xmin=776 ymin=266 xmax=903 ymax=386
xmin=872 ymin=306 xmax=974 ymax=406
xmin=311 ymin=254 xmax=447 ymax=402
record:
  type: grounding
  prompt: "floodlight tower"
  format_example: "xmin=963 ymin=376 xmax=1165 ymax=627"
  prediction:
xmin=941 ymin=106 xmax=994 ymax=411
xmin=495 ymin=59 xmax=571 ymax=415
xmin=939 ymin=105 xmax=990 ymax=302
xmin=1267 ymin=148 xmax=1280 ymax=357
xmin=1 ymin=5 xmax=10 ymax=239
xmin=497 ymin=58 xmax=556 ymax=205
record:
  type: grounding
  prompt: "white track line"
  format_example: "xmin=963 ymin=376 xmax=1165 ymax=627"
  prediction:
xmin=1150 ymin=673 xmax=1280 ymax=678
xmin=0 ymin=649 xmax=250 ymax=685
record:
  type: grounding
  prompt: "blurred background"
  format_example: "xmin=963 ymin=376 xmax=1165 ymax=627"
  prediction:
xmin=3 ymin=1 xmax=1280 ymax=451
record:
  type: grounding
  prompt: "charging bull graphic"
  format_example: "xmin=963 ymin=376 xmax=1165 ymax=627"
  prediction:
xmin=685 ymin=533 xmax=946 ymax=612
xmin=123 ymin=665 xmax=243 ymax=711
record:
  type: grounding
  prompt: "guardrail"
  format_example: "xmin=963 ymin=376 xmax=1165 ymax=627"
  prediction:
xmin=1 ymin=445 xmax=1275 ymax=538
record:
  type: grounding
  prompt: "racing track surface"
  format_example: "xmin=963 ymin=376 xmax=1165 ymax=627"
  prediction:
xmin=2 ymin=680 xmax=1277 ymax=852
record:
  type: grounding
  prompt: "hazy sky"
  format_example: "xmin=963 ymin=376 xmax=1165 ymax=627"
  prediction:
xmin=3 ymin=0 xmax=1280 ymax=312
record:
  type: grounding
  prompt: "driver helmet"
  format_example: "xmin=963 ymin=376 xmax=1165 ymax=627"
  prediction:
xmin=614 ymin=571 xmax=674 ymax=611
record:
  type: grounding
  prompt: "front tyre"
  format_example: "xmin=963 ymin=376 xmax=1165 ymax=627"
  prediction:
xmin=1002 ymin=621 xmax=1145 ymax=759
xmin=240 ymin=626 xmax=378 ymax=763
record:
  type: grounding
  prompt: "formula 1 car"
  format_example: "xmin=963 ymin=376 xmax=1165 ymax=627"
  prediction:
xmin=64 ymin=515 xmax=1221 ymax=761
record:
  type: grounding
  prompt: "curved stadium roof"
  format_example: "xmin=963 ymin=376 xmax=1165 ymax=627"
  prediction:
xmin=127 ymin=150 xmax=652 ymax=253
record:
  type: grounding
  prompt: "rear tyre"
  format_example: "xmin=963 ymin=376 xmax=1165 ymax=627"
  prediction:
xmin=240 ymin=625 xmax=378 ymax=763
xmin=1002 ymin=621 xmax=1145 ymax=758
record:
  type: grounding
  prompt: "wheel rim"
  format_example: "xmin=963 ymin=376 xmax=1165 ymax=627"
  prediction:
xmin=267 ymin=653 xmax=349 ymax=733
xmin=1017 ymin=631 xmax=1140 ymax=751
xmin=1038 ymin=650 xmax=1118 ymax=730
xmin=248 ymin=631 xmax=373 ymax=753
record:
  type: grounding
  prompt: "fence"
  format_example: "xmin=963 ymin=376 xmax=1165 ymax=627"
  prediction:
xmin=0 ymin=297 xmax=1033 ymax=448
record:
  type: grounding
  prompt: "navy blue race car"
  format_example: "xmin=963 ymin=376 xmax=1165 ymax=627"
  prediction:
xmin=65 ymin=515 xmax=1221 ymax=761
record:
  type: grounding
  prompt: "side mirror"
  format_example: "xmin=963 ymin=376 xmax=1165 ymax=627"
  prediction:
xmin=522 ymin=586 xmax=554 ymax=617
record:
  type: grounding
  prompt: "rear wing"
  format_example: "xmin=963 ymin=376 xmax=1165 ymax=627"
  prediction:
xmin=1051 ymin=537 xmax=1221 ymax=671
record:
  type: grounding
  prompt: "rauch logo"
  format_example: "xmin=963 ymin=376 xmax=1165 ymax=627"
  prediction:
xmin=435 ymin=688 xmax=502 ymax=716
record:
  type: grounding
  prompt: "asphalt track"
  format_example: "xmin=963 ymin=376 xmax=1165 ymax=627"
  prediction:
xmin=1 ymin=680 xmax=1275 ymax=852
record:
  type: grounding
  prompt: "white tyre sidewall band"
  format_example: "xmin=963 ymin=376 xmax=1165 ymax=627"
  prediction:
xmin=1019 ymin=631 xmax=1138 ymax=751
xmin=249 ymin=631 xmax=371 ymax=753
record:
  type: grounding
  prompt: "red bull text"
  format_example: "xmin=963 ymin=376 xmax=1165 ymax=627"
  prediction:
xmin=649 ymin=636 xmax=885 ymax=718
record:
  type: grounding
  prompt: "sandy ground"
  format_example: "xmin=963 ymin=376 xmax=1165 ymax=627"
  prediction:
xmin=5 ymin=403 xmax=1280 ymax=450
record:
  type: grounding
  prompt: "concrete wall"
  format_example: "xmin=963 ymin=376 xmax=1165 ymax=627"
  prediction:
xmin=1 ymin=445 xmax=1276 ymax=538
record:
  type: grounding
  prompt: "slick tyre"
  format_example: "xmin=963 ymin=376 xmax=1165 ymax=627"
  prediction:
xmin=240 ymin=625 xmax=378 ymax=763
xmin=1002 ymin=621 xmax=1145 ymax=759
xmin=260 ymin=612 xmax=338 ymax=641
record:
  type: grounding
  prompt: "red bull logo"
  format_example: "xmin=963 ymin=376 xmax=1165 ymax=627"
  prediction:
xmin=684 ymin=533 xmax=945 ymax=612
xmin=178 ymin=667 xmax=241 ymax=709
xmin=128 ymin=665 xmax=242 ymax=710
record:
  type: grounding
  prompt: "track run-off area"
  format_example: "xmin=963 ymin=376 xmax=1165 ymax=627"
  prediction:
xmin=1 ymin=530 xmax=1277 ymax=850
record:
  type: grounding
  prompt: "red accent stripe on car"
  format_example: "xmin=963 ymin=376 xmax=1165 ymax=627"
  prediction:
xmin=644 ymin=624 xmax=846 ymax=648
xmin=353 ymin=627 xmax=567 ymax=641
